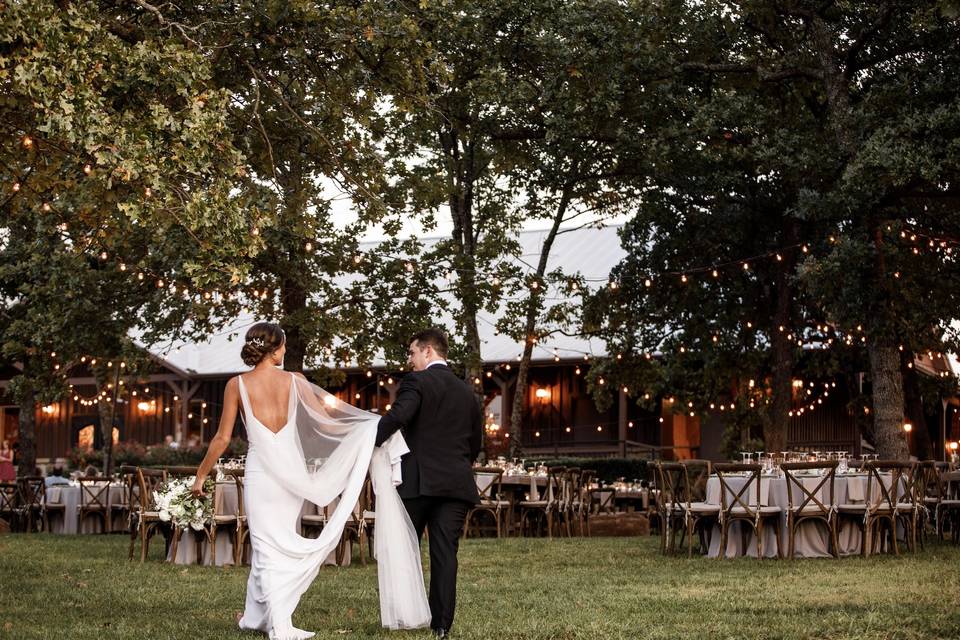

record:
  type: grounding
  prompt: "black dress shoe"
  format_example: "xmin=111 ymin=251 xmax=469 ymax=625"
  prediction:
xmin=432 ymin=628 xmax=449 ymax=638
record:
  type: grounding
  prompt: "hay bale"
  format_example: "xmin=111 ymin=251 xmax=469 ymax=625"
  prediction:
xmin=587 ymin=512 xmax=650 ymax=537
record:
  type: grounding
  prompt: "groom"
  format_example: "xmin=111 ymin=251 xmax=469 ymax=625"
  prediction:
xmin=375 ymin=328 xmax=483 ymax=638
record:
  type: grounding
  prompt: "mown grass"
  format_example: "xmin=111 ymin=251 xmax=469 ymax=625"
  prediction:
xmin=1 ymin=533 xmax=958 ymax=639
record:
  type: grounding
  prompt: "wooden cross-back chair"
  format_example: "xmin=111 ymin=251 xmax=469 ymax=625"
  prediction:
xmin=781 ymin=461 xmax=838 ymax=558
xmin=653 ymin=462 xmax=686 ymax=554
xmin=839 ymin=461 xmax=904 ymax=556
xmin=131 ymin=467 xmax=168 ymax=562
xmin=465 ymin=467 xmax=508 ymax=538
xmin=227 ymin=469 xmax=251 ymax=565
xmin=714 ymin=463 xmax=782 ymax=559
xmin=18 ymin=477 xmax=46 ymax=533
xmin=78 ymin=476 xmax=111 ymax=533
xmin=0 ymin=483 xmax=19 ymax=531
xmin=679 ymin=460 xmax=720 ymax=557
xmin=518 ymin=467 xmax=565 ymax=538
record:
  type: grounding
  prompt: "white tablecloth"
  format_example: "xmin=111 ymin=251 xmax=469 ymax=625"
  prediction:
xmin=704 ymin=473 xmax=900 ymax=558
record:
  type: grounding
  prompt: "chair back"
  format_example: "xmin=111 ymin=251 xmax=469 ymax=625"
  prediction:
xmin=539 ymin=467 xmax=565 ymax=506
xmin=944 ymin=471 xmax=960 ymax=500
xmin=588 ymin=486 xmax=617 ymax=514
xmin=0 ymin=483 xmax=18 ymax=514
xmin=781 ymin=461 xmax=836 ymax=516
xmin=473 ymin=467 xmax=504 ymax=503
xmin=680 ymin=459 xmax=711 ymax=502
xmin=915 ymin=460 xmax=940 ymax=503
xmin=713 ymin=463 xmax=763 ymax=519
xmin=119 ymin=465 xmax=140 ymax=512
xmin=136 ymin=467 xmax=168 ymax=510
xmin=560 ymin=467 xmax=581 ymax=510
xmin=655 ymin=462 xmax=686 ymax=514
xmin=864 ymin=461 xmax=909 ymax=512
xmin=78 ymin=476 xmax=109 ymax=509
xmin=225 ymin=469 xmax=245 ymax=520
xmin=18 ymin=477 xmax=45 ymax=512
xmin=164 ymin=466 xmax=199 ymax=478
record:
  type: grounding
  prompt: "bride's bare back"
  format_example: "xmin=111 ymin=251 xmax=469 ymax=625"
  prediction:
xmin=238 ymin=368 xmax=293 ymax=433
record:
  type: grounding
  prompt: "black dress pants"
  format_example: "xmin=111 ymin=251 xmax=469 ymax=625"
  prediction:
xmin=402 ymin=495 xmax=472 ymax=631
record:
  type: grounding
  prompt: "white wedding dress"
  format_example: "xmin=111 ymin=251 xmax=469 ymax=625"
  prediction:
xmin=236 ymin=373 xmax=430 ymax=639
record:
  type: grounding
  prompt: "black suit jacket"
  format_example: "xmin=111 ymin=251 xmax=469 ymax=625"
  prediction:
xmin=375 ymin=363 xmax=482 ymax=504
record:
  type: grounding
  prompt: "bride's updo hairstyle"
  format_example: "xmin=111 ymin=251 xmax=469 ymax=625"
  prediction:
xmin=241 ymin=322 xmax=285 ymax=367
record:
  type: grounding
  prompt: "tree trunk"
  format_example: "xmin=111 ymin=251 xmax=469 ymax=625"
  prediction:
xmin=16 ymin=386 xmax=36 ymax=478
xmin=868 ymin=344 xmax=909 ymax=459
xmin=280 ymin=275 xmax=308 ymax=373
xmin=440 ymin=125 xmax=484 ymax=384
xmin=810 ymin=15 xmax=908 ymax=461
xmin=97 ymin=399 xmax=115 ymax=476
xmin=900 ymin=349 xmax=932 ymax=459
xmin=766 ymin=219 xmax=798 ymax=453
xmin=508 ymin=180 xmax=574 ymax=458
xmin=97 ymin=367 xmax=120 ymax=476
xmin=508 ymin=340 xmax=536 ymax=459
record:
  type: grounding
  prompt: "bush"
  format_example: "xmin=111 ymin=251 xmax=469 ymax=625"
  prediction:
xmin=526 ymin=457 xmax=649 ymax=484
xmin=113 ymin=441 xmax=148 ymax=467
xmin=65 ymin=438 xmax=249 ymax=471
xmin=66 ymin=446 xmax=101 ymax=471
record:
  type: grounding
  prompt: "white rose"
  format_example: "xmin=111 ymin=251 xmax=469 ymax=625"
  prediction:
xmin=190 ymin=520 xmax=205 ymax=531
xmin=159 ymin=510 xmax=171 ymax=522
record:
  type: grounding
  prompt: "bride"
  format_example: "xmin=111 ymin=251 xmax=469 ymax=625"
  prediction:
xmin=191 ymin=322 xmax=430 ymax=639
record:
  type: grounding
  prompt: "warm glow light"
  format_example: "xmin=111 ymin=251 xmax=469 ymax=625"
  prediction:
xmin=949 ymin=442 xmax=958 ymax=452
xmin=903 ymin=422 xmax=912 ymax=433
xmin=535 ymin=388 xmax=551 ymax=400
xmin=324 ymin=395 xmax=338 ymax=408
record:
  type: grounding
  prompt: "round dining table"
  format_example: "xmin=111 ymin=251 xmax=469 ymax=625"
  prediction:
xmin=46 ymin=482 xmax=128 ymax=534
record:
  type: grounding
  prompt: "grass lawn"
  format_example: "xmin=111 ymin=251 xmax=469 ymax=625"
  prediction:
xmin=1 ymin=533 xmax=959 ymax=639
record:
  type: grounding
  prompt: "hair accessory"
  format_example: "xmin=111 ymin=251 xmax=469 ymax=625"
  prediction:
xmin=247 ymin=336 xmax=265 ymax=348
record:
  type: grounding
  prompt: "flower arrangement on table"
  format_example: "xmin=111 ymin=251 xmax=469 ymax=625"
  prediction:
xmin=153 ymin=476 xmax=215 ymax=531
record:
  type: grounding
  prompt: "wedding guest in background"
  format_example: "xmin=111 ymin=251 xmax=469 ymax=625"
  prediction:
xmin=44 ymin=466 xmax=70 ymax=487
xmin=0 ymin=440 xmax=15 ymax=481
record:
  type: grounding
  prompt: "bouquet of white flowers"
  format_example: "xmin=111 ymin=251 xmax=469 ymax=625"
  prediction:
xmin=153 ymin=476 xmax=215 ymax=531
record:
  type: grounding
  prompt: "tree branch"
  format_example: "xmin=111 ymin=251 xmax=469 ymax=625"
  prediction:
xmin=844 ymin=2 xmax=895 ymax=76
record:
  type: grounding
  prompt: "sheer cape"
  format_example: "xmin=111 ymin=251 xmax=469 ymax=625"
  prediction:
xmin=239 ymin=373 xmax=430 ymax=631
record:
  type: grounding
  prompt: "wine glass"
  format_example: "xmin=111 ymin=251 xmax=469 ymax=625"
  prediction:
xmin=740 ymin=451 xmax=753 ymax=464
